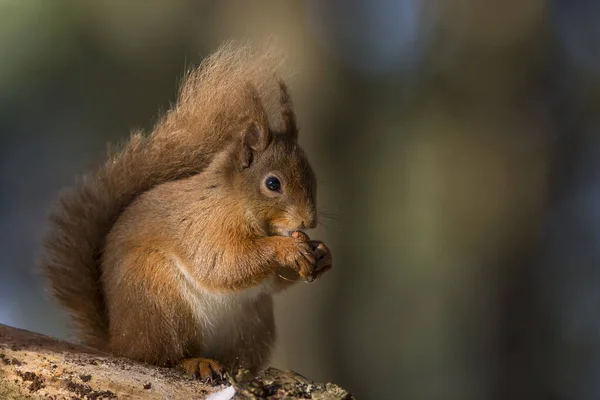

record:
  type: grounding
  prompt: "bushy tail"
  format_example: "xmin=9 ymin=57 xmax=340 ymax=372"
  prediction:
xmin=40 ymin=41 xmax=285 ymax=348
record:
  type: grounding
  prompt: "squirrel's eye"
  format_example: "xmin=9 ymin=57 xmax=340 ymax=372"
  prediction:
xmin=265 ymin=176 xmax=281 ymax=192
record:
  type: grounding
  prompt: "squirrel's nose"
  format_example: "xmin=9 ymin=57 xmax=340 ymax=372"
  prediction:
xmin=302 ymin=216 xmax=317 ymax=230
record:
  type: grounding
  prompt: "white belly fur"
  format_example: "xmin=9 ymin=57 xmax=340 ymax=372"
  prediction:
xmin=173 ymin=255 xmax=275 ymax=354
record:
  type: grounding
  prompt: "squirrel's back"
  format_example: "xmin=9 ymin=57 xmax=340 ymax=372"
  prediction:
xmin=40 ymin=41 xmax=286 ymax=348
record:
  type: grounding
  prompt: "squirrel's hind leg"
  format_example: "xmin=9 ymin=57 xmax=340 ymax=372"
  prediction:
xmin=102 ymin=248 xmax=199 ymax=367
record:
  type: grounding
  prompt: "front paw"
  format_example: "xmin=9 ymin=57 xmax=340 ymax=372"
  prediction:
xmin=281 ymin=236 xmax=317 ymax=281
xmin=286 ymin=231 xmax=332 ymax=282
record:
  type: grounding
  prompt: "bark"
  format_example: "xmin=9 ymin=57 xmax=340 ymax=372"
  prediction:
xmin=0 ymin=324 xmax=354 ymax=400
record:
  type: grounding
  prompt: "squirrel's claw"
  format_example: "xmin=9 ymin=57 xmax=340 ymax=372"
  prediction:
xmin=180 ymin=357 xmax=226 ymax=385
xmin=308 ymin=240 xmax=333 ymax=281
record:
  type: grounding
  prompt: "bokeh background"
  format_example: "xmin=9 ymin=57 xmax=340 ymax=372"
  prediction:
xmin=2 ymin=0 xmax=600 ymax=398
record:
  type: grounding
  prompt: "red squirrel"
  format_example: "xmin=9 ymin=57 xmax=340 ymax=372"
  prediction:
xmin=40 ymin=41 xmax=332 ymax=381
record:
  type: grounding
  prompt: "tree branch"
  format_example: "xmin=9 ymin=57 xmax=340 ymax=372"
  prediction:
xmin=0 ymin=324 xmax=353 ymax=399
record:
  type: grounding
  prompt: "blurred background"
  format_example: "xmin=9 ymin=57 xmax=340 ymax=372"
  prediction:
xmin=1 ymin=0 xmax=600 ymax=398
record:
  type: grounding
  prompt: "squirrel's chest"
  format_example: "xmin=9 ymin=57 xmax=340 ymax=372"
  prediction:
xmin=183 ymin=278 xmax=276 ymax=353
xmin=173 ymin=256 xmax=276 ymax=353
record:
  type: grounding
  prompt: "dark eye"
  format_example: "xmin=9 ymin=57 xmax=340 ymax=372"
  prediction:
xmin=265 ymin=176 xmax=281 ymax=192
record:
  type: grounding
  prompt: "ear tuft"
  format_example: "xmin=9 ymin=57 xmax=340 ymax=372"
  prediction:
xmin=279 ymin=79 xmax=298 ymax=140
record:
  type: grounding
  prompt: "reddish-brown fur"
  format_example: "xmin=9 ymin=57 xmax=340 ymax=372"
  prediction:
xmin=40 ymin=41 xmax=332 ymax=377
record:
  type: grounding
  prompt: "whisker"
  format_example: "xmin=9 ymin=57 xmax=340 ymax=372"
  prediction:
xmin=318 ymin=213 xmax=339 ymax=222
xmin=316 ymin=218 xmax=336 ymax=230
xmin=318 ymin=206 xmax=341 ymax=221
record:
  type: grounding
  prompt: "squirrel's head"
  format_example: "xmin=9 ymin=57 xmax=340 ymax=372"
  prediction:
xmin=225 ymin=81 xmax=317 ymax=236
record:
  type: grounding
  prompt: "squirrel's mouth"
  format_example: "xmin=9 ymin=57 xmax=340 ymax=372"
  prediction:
xmin=269 ymin=224 xmax=305 ymax=238
xmin=268 ymin=216 xmax=312 ymax=237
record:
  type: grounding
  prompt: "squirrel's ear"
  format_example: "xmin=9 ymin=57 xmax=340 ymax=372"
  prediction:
xmin=240 ymin=121 xmax=270 ymax=169
xmin=239 ymin=83 xmax=271 ymax=169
